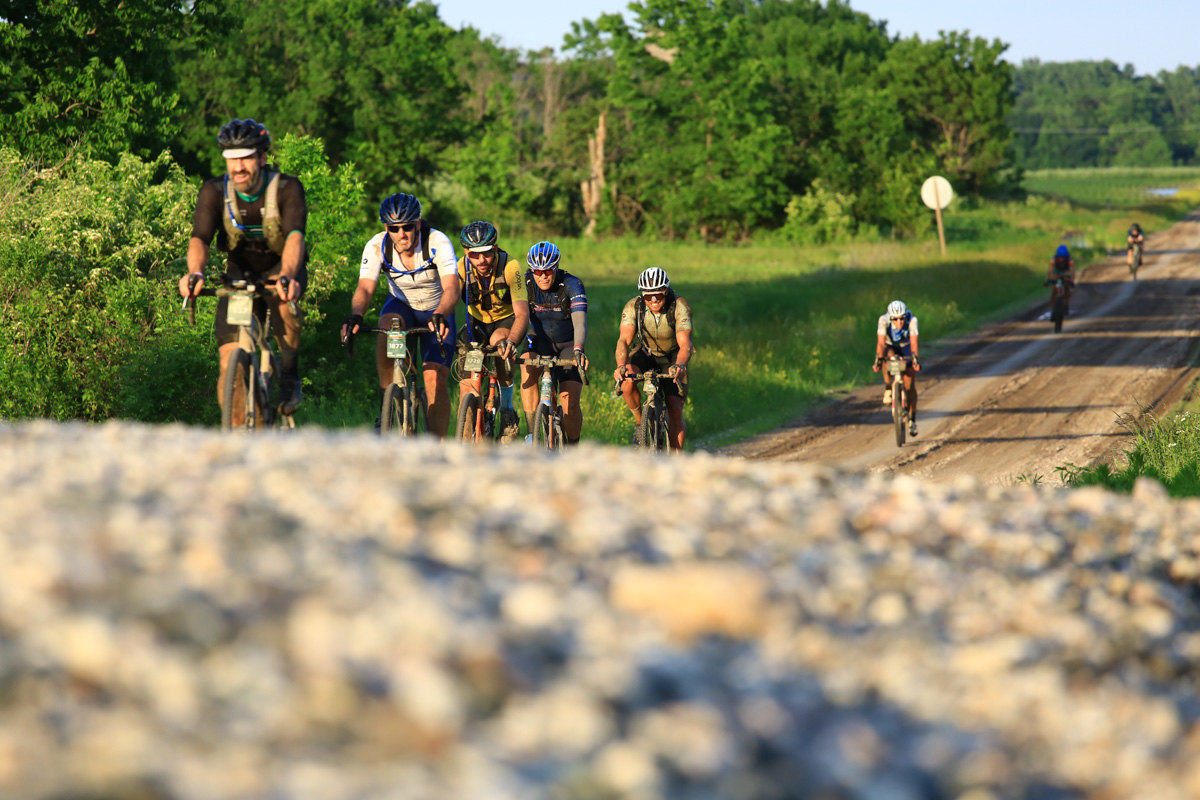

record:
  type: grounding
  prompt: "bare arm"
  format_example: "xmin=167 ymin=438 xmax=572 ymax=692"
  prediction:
xmin=342 ymin=277 xmax=378 ymax=338
xmin=507 ymin=300 xmax=530 ymax=344
xmin=178 ymin=236 xmax=211 ymax=297
xmin=278 ymin=231 xmax=305 ymax=300
xmin=614 ymin=323 xmax=636 ymax=382
xmin=674 ymin=329 xmax=693 ymax=367
xmin=873 ymin=332 xmax=886 ymax=372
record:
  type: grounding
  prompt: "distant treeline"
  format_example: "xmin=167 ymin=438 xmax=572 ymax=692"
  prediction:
xmin=1011 ymin=60 xmax=1200 ymax=169
xmin=4 ymin=1 xmax=1194 ymax=242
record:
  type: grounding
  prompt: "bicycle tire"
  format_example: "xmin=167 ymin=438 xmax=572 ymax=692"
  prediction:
xmin=380 ymin=383 xmax=408 ymax=434
xmin=1053 ymin=294 xmax=1065 ymax=333
xmin=550 ymin=408 xmax=566 ymax=452
xmin=455 ymin=391 xmax=480 ymax=442
xmin=893 ymin=385 xmax=906 ymax=447
xmin=635 ymin=399 xmax=668 ymax=452
xmin=222 ymin=348 xmax=254 ymax=431
xmin=532 ymin=404 xmax=550 ymax=449
xmin=407 ymin=388 xmax=428 ymax=436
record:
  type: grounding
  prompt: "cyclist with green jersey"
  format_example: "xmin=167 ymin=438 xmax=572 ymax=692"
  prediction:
xmin=178 ymin=118 xmax=307 ymax=419
xmin=614 ymin=267 xmax=694 ymax=451
xmin=456 ymin=221 xmax=528 ymax=440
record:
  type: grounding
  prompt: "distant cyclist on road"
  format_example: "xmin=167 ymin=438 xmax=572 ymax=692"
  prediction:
xmin=178 ymin=118 xmax=307 ymax=421
xmin=342 ymin=193 xmax=460 ymax=437
xmin=521 ymin=241 xmax=588 ymax=445
xmin=1046 ymin=244 xmax=1076 ymax=316
xmin=614 ymin=267 xmax=693 ymax=451
xmin=873 ymin=299 xmax=921 ymax=437
xmin=1127 ymin=223 xmax=1145 ymax=272
xmin=457 ymin=220 xmax=528 ymax=441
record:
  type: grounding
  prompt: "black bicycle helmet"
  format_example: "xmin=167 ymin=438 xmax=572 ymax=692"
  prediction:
xmin=379 ymin=193 xmax=422 ymax=224
xmin=460 ymin=220 xmax=499 ymax=251
xmin=217 ymin=118 xmax=271 ymax=154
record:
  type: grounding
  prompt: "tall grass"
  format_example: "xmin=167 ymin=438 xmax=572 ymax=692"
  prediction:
xmin=1061 ymin=406 xmax=1200 ymax=496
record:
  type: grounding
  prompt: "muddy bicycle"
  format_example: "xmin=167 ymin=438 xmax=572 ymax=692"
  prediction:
xmin=882 ymin=355 xmax=914 ymax=447
xmin=454 ymin=342 xmax=516 ymax=444
xmin=525 ymin=354 xmax=589 ymax=451
xmin=614 ymin=369 xmax=680 ymax=453
xmin=1129 ymin=240 xmax=1143 ymax=281
xmin=184 ymin=274 xmax=298 ymax=432
xmin=343 ymin=318 xmax=444 ymax=435
xmin=1044 ymin=275 xmax=1074 ymax=334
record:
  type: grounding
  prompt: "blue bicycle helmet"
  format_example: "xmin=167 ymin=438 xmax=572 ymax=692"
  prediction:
xmin=379 ymin=193 xmax=422 ymax=225
xmin=1055 ymin=245 xmax=1070 ymax=258
xmin=526 ymin=241 xmax=561 ymax=270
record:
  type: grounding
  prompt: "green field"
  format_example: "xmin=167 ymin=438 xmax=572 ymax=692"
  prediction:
xmin=296 ymin=168 xmax=1200 ymax=449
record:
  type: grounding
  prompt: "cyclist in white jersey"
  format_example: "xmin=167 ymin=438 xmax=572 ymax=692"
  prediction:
xmin=342 ymin=192 xmax=460 ymax=436
xmin=873 ymin=299 xmax=921 ymax=437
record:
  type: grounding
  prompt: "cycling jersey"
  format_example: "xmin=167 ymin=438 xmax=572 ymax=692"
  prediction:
xmin=1050 ymin=255 xmax=1074 ymax=275
xmin=359 ymin=228 xmax=457 ymax=312
xmin=877 ymin=312 xmax=919 ymax=358
xmin=620 ymin=294 xmax=693 ymax=358
xmin=528 ymin=271 xmax=587 ymax=345
xmin=457 ymin=250 xmax=527 ymax=323
xmin=191 ymin=171 xmax=307 ymax=274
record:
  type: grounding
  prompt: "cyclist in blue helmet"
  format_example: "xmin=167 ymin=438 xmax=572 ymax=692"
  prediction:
xmin=341 ymin=193 xmax=461 ymax=436
xmin=1046 ymin=244 xmax=1076 ymax=316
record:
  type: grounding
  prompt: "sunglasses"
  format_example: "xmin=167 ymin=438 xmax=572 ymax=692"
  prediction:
xmin=532 ymin=268 xmax=556 ymax=277
xmin=386 ymin=222 xmax=418 ymax=233
xmin=642 ymin=292 xmax=666 ymax=302
xmin=467 ymin=249 xmax=496 ymax=259
xmin=890 ymin=315 xmax=905 ymax=320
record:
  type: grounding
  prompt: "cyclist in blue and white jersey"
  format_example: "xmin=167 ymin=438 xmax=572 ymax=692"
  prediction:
xmin=872 ymin=299 xmax=921 ymax=437
xmin=341 ymin=192 xmax=460 ymax=436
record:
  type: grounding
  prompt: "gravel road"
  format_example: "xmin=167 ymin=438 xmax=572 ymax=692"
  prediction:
xmin=721 ymin=212 xmax=1200 ymax=484
xmin=2 ymin=422 xmax=1200 ymax=799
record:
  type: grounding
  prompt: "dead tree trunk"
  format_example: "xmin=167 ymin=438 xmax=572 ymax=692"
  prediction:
xmin=580 ymin=109 xmax=608 ymax=238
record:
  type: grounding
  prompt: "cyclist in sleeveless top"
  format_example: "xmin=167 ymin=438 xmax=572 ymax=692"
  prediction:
xmin=456 ymin=221 xmax=528 ymax=441
xmin=873 ymin=299 xmax=921 ymax=437
xmin=1127 ymin=223 xmax=1144 ymax=270
xmin=520 ymin=241 xmax=589 ymax=445
xmin=178 ymin=118 xmax=307 ymax=419
xmin=614 ymin=267 xmax=694 ymax=451
xmin=341 ymin=193 xmax=460 ymax=437
xmin=1046 ymin=244 xmax=1076 ymax=316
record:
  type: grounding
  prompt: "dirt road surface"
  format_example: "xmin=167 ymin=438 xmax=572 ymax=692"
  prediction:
xmin=721 ymin=211 xmax=1200 ymax=484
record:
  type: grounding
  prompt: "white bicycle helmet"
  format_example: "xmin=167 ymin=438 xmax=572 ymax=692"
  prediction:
xmin=638 ymin=267 xmax=670 ymax=293
xmin=887 ymin=300 xmax=907 ymax=318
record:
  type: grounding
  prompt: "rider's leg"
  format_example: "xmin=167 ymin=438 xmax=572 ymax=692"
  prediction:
xmin=559 ymin=380 xmax=584 ymax=442
xmin=488 ymin=323 xmax=515 ymax=406
xmin=1064 ymin=284 xmax=1072 ymax=314
xmin=620 ymin=366 xmax=644 ymax=425
xmin=666 ymin=396 xmax=686 ymax=451
xmin=268 ymin=294 xmax=304 ymax=413
xmin=423 ymin=363 xmax=451 ymax=438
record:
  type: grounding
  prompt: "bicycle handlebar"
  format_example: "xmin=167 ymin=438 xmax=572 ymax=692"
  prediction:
xmin=612 ymin=369 xmax=680 ymax=397
xmin=523 ymin=354 xmax=590 ymax=385
xmin=183 ymin=276 xmax=298 ymax=326
xmin=342 ymin=325 xmax=448 ymax=362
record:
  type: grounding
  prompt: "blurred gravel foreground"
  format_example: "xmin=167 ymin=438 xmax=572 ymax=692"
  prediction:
xmin=2 ymin=422 xmax=1200 ymax=800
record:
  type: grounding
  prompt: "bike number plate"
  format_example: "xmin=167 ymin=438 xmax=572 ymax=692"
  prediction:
xmin=386 ymin=331 xmax=407 ymax=360
xmin=887 ymin=361 xmax=906 ymax=376
xmin=464 ymin=350 xmax=484 ymax=373
xmin=226 ymin=294 xmax=254 ymax=327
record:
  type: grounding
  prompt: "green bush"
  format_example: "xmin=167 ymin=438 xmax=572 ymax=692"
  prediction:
xmin=782 ymin=179 xmax=858 ymax=244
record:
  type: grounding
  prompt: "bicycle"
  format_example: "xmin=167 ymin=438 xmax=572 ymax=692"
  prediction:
xmin=525 ymin=354 xmax=590 ymax=451
xmin=184 ymin=274 xmax=298 ymax=432
xmin=1044 ymin=276 xmax=1074 ymax=334
xmin=454 ymin=343 xmax=516 ymax=444
xmin=614 ymin=369 xmax=679 ymax=453
xmin=343 ymin=317 xmax=444 ymax=435
xmin=1129 ymin=241 xmax=1143 ymax=281
xmin=881 ymin=355 xmax=913 ymax=447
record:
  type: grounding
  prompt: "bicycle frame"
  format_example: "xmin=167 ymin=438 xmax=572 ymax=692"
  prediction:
xmin=885 ymin=356 xmax=910 ymax=447
xmin=344 ymin=319 xmax=434 ymax=435
xmin=616 ymin=369 xmax=675 ymax=452
xmin=459 ymin=344 xmax=505 ymax=443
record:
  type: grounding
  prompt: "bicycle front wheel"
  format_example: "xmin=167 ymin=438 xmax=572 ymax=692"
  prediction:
xmin=1053 ymin=295 xmax=1065 ymax=333
xmin=222 ymin=348 xmax=255 ymax=431
xmin=893 ymin=387 xmax=906 ymax=447
xmin=456 ymin=392 xmax=480 ymax=442
xmin=532 ymin=404 xmax=550 ymax=449
xmin=381 ymin=383 xmax=409 ymax=434
xmin=407 ymin=388 xmax=428 ymax=436
xmin=550 ymin=408 xmax=566 ymax=452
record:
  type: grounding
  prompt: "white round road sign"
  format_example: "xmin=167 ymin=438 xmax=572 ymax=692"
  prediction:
xmin=921 ymin=176 xmax=953 ymax=210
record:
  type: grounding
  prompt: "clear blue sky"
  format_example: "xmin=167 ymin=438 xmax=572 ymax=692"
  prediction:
xmin=432 ymin=0 xmax=1199 ymax=75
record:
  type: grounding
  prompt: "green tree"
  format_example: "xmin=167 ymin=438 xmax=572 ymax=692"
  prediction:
xmin=878 ymin=32 xmax=1014 ymax=193
xmin=171 ymin=0 xmax=467 ymax=205
xmin=0 ymin=0 xmax=228 ymax=161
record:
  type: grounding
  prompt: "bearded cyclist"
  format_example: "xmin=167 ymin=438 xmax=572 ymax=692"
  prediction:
xmin=178 ymin=118 xmax=307 ymax=422
xmin=873 ymin=299 xmax=921 ymax=438
xmin=457 ymin=221 xmax=528 ymax=441
xmin=342 ymin=193 xmax=460 ymax=437
xmin=520 ymin=241 xmax=589 ymax=445
xmin=614 ymin=267 xmax=694 ymax=451
xmin=1127 ymin=223 xmax=1145 ymax=272
xmin=1046 ymin=244 xmax=1076 ymax=316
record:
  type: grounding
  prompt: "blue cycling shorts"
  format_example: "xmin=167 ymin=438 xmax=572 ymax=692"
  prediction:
xmin=380 ymin=296 xmax=455 ymax=366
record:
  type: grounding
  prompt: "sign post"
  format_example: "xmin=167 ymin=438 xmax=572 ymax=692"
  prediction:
xmin=921 ymin=176 xmax=953 ymax=257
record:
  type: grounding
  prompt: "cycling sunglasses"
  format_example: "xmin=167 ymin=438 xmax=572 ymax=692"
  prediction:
xmin=642 ymin=292 xmax=667 ymax=302
xmin=386 ymin=222 xmax=418 ymax=233
xmin=531 ymin=268 xmax=556 ymax=277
